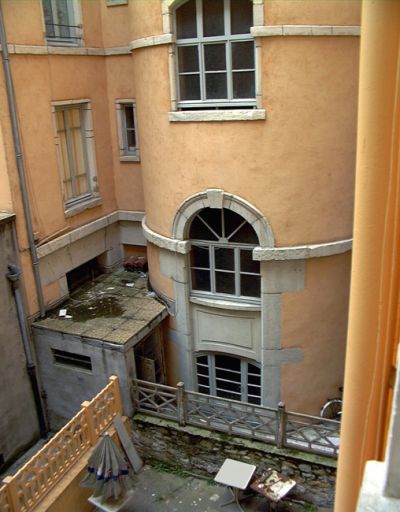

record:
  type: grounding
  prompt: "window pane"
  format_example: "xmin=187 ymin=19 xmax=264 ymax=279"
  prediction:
xmin=76 ymin=175 xmax=89 ymax=196
xmin=70 ymin=108 xmax=81 ymax=128
xmin=248 ymin=373 xmax=261 ymax=385
xmin=198 ymin=385 xmax=210 ymax=395
xmin=190 ymin=209 xmax=222 ymax=240
xmin=191 ymin=245 xmax=210 ymax=268
xmin=231 ymin=0 xmax=253 ymax=34
xmin=248 ymin=385 xmax=261 ymax=395
xmin=215 ymin=355 xmax=241 ymax=371
xmin=216 ymin=379 xmax=241 ymax=394
xmin=216 ymin=368 xmax=240 ymax=381
xmin=214 ymin=247 xmax=234 ymax=271
xmin=232 ymin=41 xmax=254 ymax=70
xmin=233 ymin=71 xmax=255 ymax=98
xmin=240 ymin=250 xmax=259 ymax=273
xmin=56 ymin=110 xmax=65 ymax=129
xmin=198 ymin=375 xmax=210 ymax=386
xmin=191 ymin=269 xmax=211 ymax=291
xmin=127 ymin=129 xmax=136 ymax=149
xmin=176 ymin=0 xmax=197 ymax=39
xmin=248 ymin=362 xmax=261 ymax=376
xmin=205 ymin=73 xmax=227 ymax=99
xmin=248 ymin=395 xmax=261 ymax=405
xmin=124 ymin=106 xmax=134 ymax=129
xmin=240 ymin=274 xmax=261 ymax=297
xmin=43 ymin=0 xmax=55 ymax=37
xmin=204 ymin=44 xmax=226 ymax=71
xmin=197 ymin=355 xmax=208 ymax=366
xmin=215 ymin=271 xmax=235 ymax=294
xmin=179 ymin=74 xmax=201 ymax=100
xmin=178 ymin=45 xmax=199 ymax=73
xmin=64 ymin=180 xmax=73 ymax=201
xmin=203 ymin=0 xmax=224 ymax=37
xmin=71 ymin=126 xmax=85 ymax=175
xmin=229 ymin=219 xmax=258 ymax=243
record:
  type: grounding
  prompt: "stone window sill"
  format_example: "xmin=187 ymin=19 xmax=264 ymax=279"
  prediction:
xmin=64 ymin=197 xmax=102 ymax=218
xmin=168 ymin=109 xmax=266 ymax=123
xmin=120 ymin=155 xmax=140 ymax=162
xmin=190 ymin=296 xmax=261 ymax=311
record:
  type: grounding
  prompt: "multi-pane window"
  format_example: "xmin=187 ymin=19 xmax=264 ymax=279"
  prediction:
xmin=175 ymin=0 xmax=255 ymax=109
xmin=196 ymin=353 xmax=261 ymax=404
xmin=190 ymin=208 xmax=260 ymax=299
xmin=42 ymin=0 xmax=82 ymax=45
xmin=116 ymin=101 xmax=140 ymax=160
xmin=55 ymin=105 xmax=92 ymax=207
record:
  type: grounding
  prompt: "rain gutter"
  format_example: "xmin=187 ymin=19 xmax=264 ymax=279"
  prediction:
xmin=0 ymin=1 xmax=45 ymax=317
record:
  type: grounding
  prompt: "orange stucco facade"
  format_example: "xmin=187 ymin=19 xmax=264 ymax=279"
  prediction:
xmin=0 ymin=0 xmax=360 ymax=461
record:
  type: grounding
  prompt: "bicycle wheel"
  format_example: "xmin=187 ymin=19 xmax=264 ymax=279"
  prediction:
xmin=320 ymin=399 xmax=342 ymax=420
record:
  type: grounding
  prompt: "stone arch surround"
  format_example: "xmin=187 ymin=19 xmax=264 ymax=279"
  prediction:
xmin=172 ymin=188 xmax=274 ymax=247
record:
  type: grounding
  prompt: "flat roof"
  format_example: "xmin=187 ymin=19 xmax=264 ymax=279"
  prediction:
xmin=34 ymin=269 xmax=168 ymax=348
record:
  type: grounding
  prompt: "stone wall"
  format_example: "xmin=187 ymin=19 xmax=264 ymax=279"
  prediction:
xmin=0 ymin=214 xmax=39 ymax=467
xmin=132 ymin=414 xmax=337 ymax=509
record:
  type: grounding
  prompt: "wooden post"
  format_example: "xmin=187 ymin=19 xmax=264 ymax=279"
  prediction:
xmin=3 ymin=476 xmax=19 ymax=511
xmin=276 ymin=401 xmax=287 ymax=449
xmin=176 ymin=382 xmax=187 ymax=426
xmin=81 ymin=401 xmax=98 ymax=446
xmin=109 ymin=375 xmax=123 ymax=415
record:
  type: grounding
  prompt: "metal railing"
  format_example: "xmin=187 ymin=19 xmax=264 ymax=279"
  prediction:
xmin=1 ymin=376 xmax=123 ymax=512
xmin=132 ymin=379 xmax=340 ymax=458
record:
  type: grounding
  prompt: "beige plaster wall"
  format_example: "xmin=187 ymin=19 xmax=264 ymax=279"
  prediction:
xmin=280 ymin=252 xmax=351 ymax=414
xmin=105 ymin=55 xmax=145 ymax=212
xmin=264 ymin=0 xmax=361 ymax=26
xmin=147 ymin=243 xmax=175 ymax=299
xmin=136 ymin=37 xmax=359 ymax=246
xmin=1 ymin=0 xmax=45 ymax=46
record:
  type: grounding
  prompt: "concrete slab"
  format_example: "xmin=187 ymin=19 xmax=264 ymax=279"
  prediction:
xmin=34 ymin=269 xmax=168 ymax=347
xmin=104 ymin=465 xmax=332 ymax=512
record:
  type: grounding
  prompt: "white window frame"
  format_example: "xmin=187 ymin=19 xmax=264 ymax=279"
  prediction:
xmin=42 ymin=0 xmax=83 ymax=47
xmin=174 ymin=0 xmax=257 ymax=110
xmin=196 ymin=353 xmax=261 ymax=404
xmin=115 ymin=100 xmax=140 ymax=162
xmin=189 ymin=209 xmax=261 ymax=303
xmin=51 ymin=100 xmax=100 ymax=215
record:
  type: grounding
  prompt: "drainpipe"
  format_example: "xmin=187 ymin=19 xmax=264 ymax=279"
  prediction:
xmin=0 ymin=1 xmax=45 ymax=317
xmin=6 ymin=264 xmax=48 ymax=438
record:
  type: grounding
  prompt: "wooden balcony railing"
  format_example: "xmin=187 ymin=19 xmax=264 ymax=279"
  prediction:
xmin=0 ymin=376 xmax=122 ymax=512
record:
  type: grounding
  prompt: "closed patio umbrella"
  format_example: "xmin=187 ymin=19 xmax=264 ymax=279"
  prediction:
xmin=80 ymin=433 xmax=134 ymax=503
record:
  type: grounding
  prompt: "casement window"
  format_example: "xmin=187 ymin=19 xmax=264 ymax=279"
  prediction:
xmin=115 ymin=100 xmax=140 ymax=161
xmin=189 ymin=208 xmax=261 ymax=300
xmin=52 ymin=101 xmax=99 ymax=211
xmin=196 ymin=353 xmax=261 ymax=404
xmin=42 ymin=0 xmax=82 ymax=46
xmin=174 ymin=0 xmax=256 ymax=109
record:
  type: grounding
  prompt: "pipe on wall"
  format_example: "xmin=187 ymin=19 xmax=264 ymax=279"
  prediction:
xmin=0 ymin=0 xmax=45 ymax=318
xmin=6 ymin=264 xmax=48 ymax=438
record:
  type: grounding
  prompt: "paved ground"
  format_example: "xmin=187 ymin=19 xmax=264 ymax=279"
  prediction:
xmin=107 ymin=465 xmax=331 ymax=512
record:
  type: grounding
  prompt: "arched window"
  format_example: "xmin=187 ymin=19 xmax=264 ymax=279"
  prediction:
xmin=196 ymin=353 xmax=261 ymax=404
xmin=189 ymin=208 xmax=260 ymax=299
xmin=174 ymin=0 xmax=256 ymax=109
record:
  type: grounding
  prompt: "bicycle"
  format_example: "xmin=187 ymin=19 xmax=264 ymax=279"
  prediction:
xmin=320 ymin=387 xmax=343 ymax=421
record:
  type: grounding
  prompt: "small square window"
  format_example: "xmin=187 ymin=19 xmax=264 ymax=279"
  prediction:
xmin=116 ymin=100 xmax=140 ymax=161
